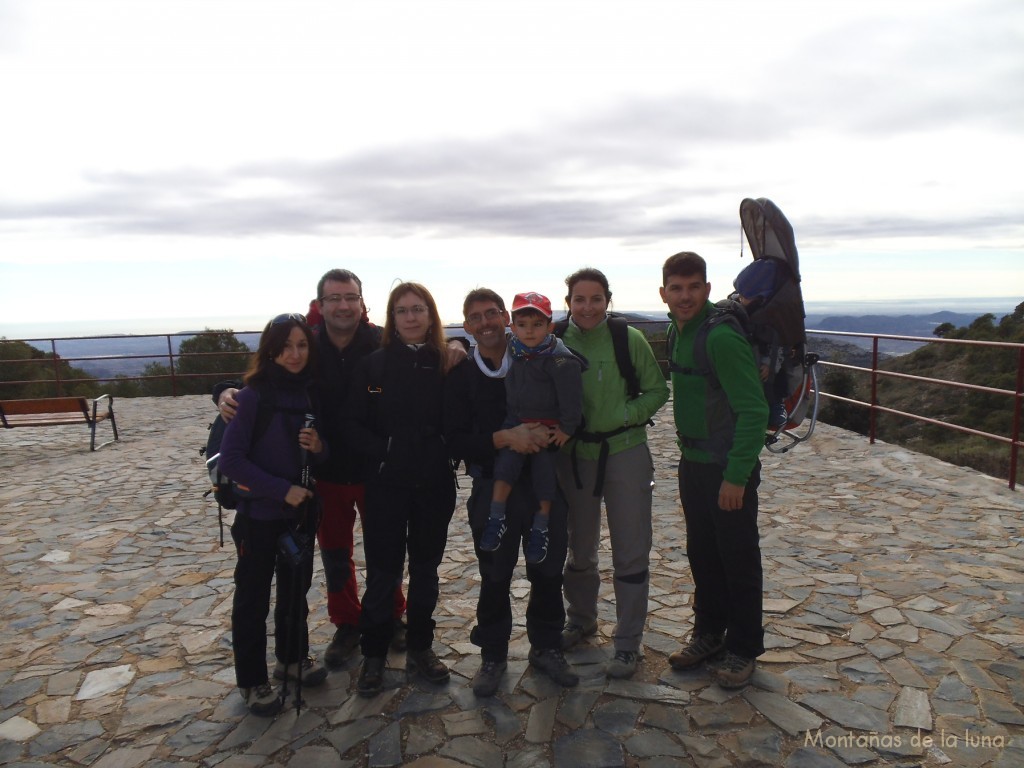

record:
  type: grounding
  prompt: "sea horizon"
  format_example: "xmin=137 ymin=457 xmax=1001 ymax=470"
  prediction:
xmin=1 ymin=296 xmax=1019 ymax=341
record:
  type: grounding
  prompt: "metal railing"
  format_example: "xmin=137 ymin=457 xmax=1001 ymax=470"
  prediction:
xmin=3 ymin=324 xmax=1022 ymax=489
xmin=0 ymin=331 xmax=255 ymax=397
xmin=807 ymin=329 xmax=1024 ymax=490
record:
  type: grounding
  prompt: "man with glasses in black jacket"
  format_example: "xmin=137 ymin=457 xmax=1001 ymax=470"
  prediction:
xmin=444 ymin=288 xmax=580 ymax=697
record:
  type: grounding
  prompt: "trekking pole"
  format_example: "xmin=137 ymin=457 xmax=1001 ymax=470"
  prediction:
xmin=288 ymin=413 xmax=317 ymax=715
xmin=291 ymin=512 xmax=306 ymax=716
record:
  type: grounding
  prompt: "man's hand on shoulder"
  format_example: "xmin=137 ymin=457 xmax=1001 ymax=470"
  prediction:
xmin=718 ymin=480 xmax=746 ymax=511
xmin=217 ymin=388 xmax=240 ymax=422
xmin=445 ymin=338 xmax=470 ymax=370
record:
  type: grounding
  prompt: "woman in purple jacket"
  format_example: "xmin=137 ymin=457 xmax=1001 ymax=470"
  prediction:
xmin=219 ymin=313 xmax=328 ymax=716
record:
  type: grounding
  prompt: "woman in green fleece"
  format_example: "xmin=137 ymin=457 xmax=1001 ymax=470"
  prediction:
xmin=555 ymin=268 xmax=669 ymax=679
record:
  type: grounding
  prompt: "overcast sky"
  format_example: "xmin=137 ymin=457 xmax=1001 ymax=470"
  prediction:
xmin=1 ymin=0 xmax=1022 ymax=337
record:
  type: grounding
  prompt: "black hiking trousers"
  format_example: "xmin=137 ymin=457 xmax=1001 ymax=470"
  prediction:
xmin=467 ymin=475 xmax=567 ymax=662
xmin=359 ymin=478 xmax=456 ymax=658
xmin=231 ymin=513 xmax=314 ymax=689
xmin=678 ymin=458 xmax=765 ymax=660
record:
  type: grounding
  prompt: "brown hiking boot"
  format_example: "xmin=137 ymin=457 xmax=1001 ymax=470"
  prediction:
xmin=711 ymin=651 xmax=755 ymax=689
xmin=559 ymin=622 xmax=597 ymax=651
xmin=239 ymin=682 xmax=282 ymax=717
xmin=668 ymin=632 xmax=725 ymax=670
xmin=406 ymin=647 xmax=450 ymax=684
xmin=324 ymin=623 xmax=360 ymax=669
xmin=357 ymin=656 xmax=385 ymax=697
xmin=471 ymin=658 xmax=508 ymax=697
xmin=528 ymin=647 xmax=580 ymax=687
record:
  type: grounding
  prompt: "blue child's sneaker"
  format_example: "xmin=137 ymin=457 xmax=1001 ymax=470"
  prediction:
xmin=479 ymin=516 xmax=507 ymax=552
xmin=524 ymin=527 xmax=549 ymax=564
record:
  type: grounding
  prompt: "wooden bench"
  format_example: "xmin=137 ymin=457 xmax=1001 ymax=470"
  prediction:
xmin=0 ymin=394 xmax=119 ymax=451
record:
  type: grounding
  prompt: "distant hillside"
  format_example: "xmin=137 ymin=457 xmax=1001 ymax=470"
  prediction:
xmin=820 ymin=302 xmax=1024 ymax=482
xmin=12 ymin=310 xmax=989 ymax=378
xmin=805 ymin=337 xmax=881 ymax=368
xmin=27 ymin=332 xmax=260 ymax=379
xmin=806 ymin=311 xmax=984 ymax=355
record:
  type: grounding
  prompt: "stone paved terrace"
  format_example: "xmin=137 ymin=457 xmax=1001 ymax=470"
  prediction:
xmin=1 ymin=395 xmax=1023 ymax=768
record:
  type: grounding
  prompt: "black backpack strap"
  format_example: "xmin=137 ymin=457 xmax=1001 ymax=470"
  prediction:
xmin=556 ymin=315 xmax=649 ymax=496
xmin=554 ymin=315 xmax=637 ymax=397
xmin=606 ymin=315 xmax=640 ymax=399
xmin=571 ymin=423 xmax=634 ymax=496
xmin=670 ymin=304 xmax=750 ymax=390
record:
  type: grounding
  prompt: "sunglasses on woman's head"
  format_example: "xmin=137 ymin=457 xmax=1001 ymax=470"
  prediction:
xmin=271 ymin=313 xmax=307 ymax=325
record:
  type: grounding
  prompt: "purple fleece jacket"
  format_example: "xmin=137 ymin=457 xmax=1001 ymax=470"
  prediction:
xmin=218 ymin=370 xmax=326 ymax=521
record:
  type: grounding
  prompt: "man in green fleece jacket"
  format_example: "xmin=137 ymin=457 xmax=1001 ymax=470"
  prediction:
xmin=660 ymin=251 xmax=768 ymax=689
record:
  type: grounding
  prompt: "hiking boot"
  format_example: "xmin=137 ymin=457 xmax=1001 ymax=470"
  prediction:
xmin=712 ymin=651 xmax=755 ymax=689
xmin=524 ymin=526 xmax=549 ymax=564
xmin=324 ymin=623 xmax=360 ymax=669
xmin=273 ymin=656 xmax=327 ymax=687
xmin=391 ymin=618 xmax=408 ymax=652
xmin=479 ymin=515 xmax=507 ymax=552
xmin=668 ymin=632 xmax=726 ymax=670
xmin=239 ymin=682 xmax=282 ymax=717
xmin=560 ymin=621 xmax=598 ymax=650
xmin=607 ymin=649 xmax=642 ymax=679
xmin=406 ymin=647 xmax=450 ymax=684
xmin=528 ymin=647 xmax=579 ymax=687
xmin=357 ymin=656 xmax=385 ymax=697
xmin=471 ymin=658 xmax=508 ymax=698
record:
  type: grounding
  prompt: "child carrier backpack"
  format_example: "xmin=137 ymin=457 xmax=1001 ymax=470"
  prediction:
xmin=552 ymin=313 xmax=652 ymax=496
xmin=737 ymin=197 xmax=819 ymax=452
xmin=666 ymin=198 xmax=820 ymax=456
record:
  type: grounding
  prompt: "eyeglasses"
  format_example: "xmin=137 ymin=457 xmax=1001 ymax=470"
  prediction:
xmin=271 ymin=313 xmax=306 ymax=325
xmin=465 ymin=308 xmax=504 ymax=326
xmin=393 ymin=305 xmax=428 ymax=317
xmin=320 ymin=293 xmax=362 ymax=305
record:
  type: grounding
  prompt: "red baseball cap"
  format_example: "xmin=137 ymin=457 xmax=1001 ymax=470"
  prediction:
xmin=510 ymin=291 xmax=552 ymax=318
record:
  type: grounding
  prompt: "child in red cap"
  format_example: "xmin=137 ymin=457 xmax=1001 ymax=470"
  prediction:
xmin=479 ymin=291 xmax=584 ymax=564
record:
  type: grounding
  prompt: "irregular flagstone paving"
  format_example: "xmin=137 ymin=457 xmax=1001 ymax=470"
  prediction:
xmin=1 ymin=394 xmax=1023 ymax=767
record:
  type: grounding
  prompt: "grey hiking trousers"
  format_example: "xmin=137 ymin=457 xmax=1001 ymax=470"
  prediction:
xmin=556 ymin=442 xmax=654 ymax=652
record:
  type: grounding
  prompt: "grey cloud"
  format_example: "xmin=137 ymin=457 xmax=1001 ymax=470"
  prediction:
xmin=773 ymin=1 xmax=1024 ymax=135
xmin=0 ymin=122 xmax=1015 ymax=244
xmin=1 ymin=8 xmax=1020 ymax=248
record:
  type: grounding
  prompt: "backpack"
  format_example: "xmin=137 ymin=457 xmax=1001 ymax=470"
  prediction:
xmin=665 ymin=299 xmax=756 ymax=465
xmin=552 ymin=314 xmax=651 ymax=496
xmin=666 ymin=299 xmax=752 ymax=391
xmin=200 ymin=385 xmax=276 ymax=545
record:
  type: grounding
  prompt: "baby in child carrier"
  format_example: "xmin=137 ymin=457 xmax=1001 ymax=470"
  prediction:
xmin=730 ymin=258 xmax=790 ymax=429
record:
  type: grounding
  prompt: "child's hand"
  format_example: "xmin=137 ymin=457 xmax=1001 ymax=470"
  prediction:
xmin=550 ymin=427 xmax=572 ymax=447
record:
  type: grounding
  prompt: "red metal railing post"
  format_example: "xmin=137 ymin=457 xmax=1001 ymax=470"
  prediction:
xmin=50 ymin=339 xmax=62 ymax=396
xmin=1010 ymin=346 xmax=1023 ymax=491
xmin=869 ymin=336 xmax=879 ymax=445
xmin=166 ymin=335 xmax=178 ymax=396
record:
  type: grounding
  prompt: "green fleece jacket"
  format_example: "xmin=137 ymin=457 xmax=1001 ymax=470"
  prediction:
xmin=668 ymin=302 xmax=768 ymax=485
xmin=560 ymin=317 xmax=669 ymax=461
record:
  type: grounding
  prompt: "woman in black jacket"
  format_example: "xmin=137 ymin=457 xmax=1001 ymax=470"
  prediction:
xmin=347 ymin=282 xmax=456 ymax=697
